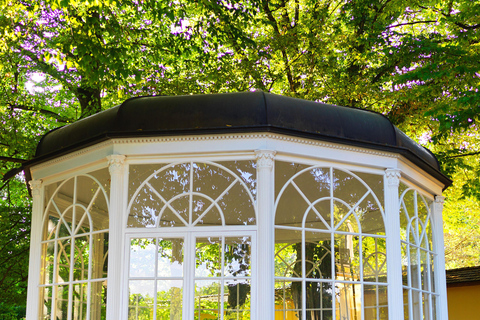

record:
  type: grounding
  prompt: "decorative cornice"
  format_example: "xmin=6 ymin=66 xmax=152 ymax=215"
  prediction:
xmin=385 ymin=169 xmax=401 ymax=187
xmin=29 ymin=179 xmax=43 ymax=196
xmin=255 ymin=150 xmax=276 ymax=168
xmin=32 ymin=133 xmax=400 ymax=170
xmin=107 ymin=155 xmax=126 ymax=175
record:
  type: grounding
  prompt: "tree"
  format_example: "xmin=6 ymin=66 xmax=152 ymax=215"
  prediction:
xmin=0 ymin=0 xmax=479 ymax=313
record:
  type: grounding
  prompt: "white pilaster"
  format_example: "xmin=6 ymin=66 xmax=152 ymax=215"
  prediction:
xmin=384 ymin=169 xmax=404 ymax=320
xmin=26 ymin=179 xmax=43 ymax=320
xmin=255 ymin=150 xmax=276 ymax=320
xmin=106 ymin=155 xmax=126 ymax=320
xmin=433 ymin=196 xmax=448 ymax=320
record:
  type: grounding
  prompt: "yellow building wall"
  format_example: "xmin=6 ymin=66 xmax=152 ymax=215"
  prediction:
xmin=447 ymin=283 xmax=480 ymax=320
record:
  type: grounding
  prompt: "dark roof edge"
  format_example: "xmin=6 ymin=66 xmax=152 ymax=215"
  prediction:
xmin=22 ymin=125 xmax=452 ymax=189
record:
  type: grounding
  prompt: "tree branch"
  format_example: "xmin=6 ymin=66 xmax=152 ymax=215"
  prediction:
xmin=454 ymin=22 xmax=480 ymax=30
xmin=8 ymin=103 xmax=73 ymax=122
xmin=387 ymin=20 xmax=437 ymax=29
xmin=0 ymin=156 xmax=26 ymax=164
xmin=447 ymin=151 xmax=480 ymax=159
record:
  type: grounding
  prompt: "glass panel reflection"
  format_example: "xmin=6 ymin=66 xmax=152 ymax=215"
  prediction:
xmin=196 ymin=237 xmax=222 ymax=278
xmin=90 ymin=280 xmax=107 ymax=320
xmin=128 ymin=280 xmax=154 ymax=320
xmin=363 ymin=237 xmax=387 ymax=283
xmin=224 ymin=279 xmax=251 ymax=319
xmin=364 ymin=285 xmax=388 ymax=320
xmin=274 ymin=280 xmax=302 ymax=319
xmin=195 ymin=280 xmax=221 ymax=320
xmin=335 ymin=283 xmax=361 ymax=320
xmin=158 ymin=238 xmax=184 ymax=278
xmin=157 ymin=280 xmax=183 ymax=320
xmin=130 ymin=238 xmax=156 ymax=278
xmin=335 ymin=234 xmax=360 ymax=282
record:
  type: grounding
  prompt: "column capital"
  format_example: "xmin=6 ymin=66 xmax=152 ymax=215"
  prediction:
xmin=385 ymin=169 xmax=401 ymax=187
xmin=29 ymin=179 xmax=43 ymax=196
xmin=254 ymin=150 xmax=276 ymax=168
xmin=107 ymin=155 xmax=126 ymax=175
xmin=435 ymin=195 xmax=445 ymax=205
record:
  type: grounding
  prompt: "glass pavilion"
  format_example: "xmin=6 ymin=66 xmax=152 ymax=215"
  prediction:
xmin=23 ymin=92 xmax=451 ymax=320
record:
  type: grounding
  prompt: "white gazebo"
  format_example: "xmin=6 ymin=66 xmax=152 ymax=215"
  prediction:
xmin=23 ymin=92 xmax=451 ymax=320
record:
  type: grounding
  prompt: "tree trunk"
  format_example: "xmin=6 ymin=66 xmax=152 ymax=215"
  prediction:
xmin=76 ymin=86 xmax=102 ymax=119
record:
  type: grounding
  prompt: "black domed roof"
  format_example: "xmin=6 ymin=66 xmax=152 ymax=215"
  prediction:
xmin=28 ymin=91 xmax=450 ymax=186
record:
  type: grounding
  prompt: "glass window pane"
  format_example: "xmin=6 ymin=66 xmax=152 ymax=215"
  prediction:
xmin=305 ymin=200 xmax=331 ymax=230
xmin=128 ymin=280 xmax=154 ymax=320
xmin=421 ymin=249 xmax=429 ymax=291
xmin=294 ymin=167 xmax=331 ymax=204
xmin=43 ymin=214 xmax=60 ymax=241
xmin=333 ymin=169 xmax=368 ymax=207
xmin=218 ymin=182 xmax=256 ymax=226
xmin=305 ymin=231 xmax=332 ymax=280
xmin=364 ymin=285 xmax=388 ymax=320
xmin=91 ymin=280 xmax=107 ymax=320
xmin=430 ymin=253 xmax=436 ymax=293
xmin=274 ymin=280 xmax=301 ymax=319
xmin=224 ymin=279 xmax=251 ymax=317
xmin=275 ymin=183 xmax=310 ymax=227
xmin=41 ymin=242 xmax=55 ymax=285
xmin=92 ymin=232 xmax=108 ymax=280
xmin=335 ymin=234 xmax=360 ymax=282
xmin=71 ymin=282 xmax=88 ymax=320
xmin=423 ymin=293 xmax=431 ymax=320
xmin=55 ymin=284 xmax=70 ymax=320
xmin=353 ymin=172 xmax=384 ymax=211
xmin=128 ymin=186 xmax=162 ymax=228
xmin=196 ymin=237 xmax=222 ymax=278
xmin=333 ymin=201 xmax=357 ymax=233
xmin=217 ymin=160 xmax=257 ymax=201
xmin=130 ymin=238 xmax=156 ymax=278
xmin=412 ymin=290 xmax=422 ymax=320
xmin=403 ymin=288 xmax=410 ymax=320
xmin=76 ymin=174 xmax=109 ymax=232
xmin=363 ymin=237 xmax=387 ymax=283
xmin=192 ymin=196 xmax=222 ymax=226
xmin=357 ymin=193 xmax=385 ymax=235
xmin=335 ymin=283 xmax=361 ymax=320
xmin=275 ymin=229 xmax=302 ymax=278
xmin=147 ymin=163 xmax=192 ymax=204
xmin=57 ymin=239 xmax=71 ymax=283
xmin=128 ymin=164 xmax=165 ymax=201
xmin=195 ymin=280 xmax=221 ymax=320
xmin=306 ymin=281 xmax=333 ymax=318
xmin=401 ymin=242 xmax=409 ymax=286
xmin=157 ymin=238 xmax=184 ymax=278
xmin=157 ymin=280 xmax=183 ymax=320
xmin=275 ymin=161 xmax=311 ymax=199
xmin=225 ymin=237 xmax=251 ymax=277
xmin=40 ymin=286 xmax=53 ymax=320
xmin=73 ymin=236 xmax=89 ymax=281
xmin=400 ymin=189 xmax=415 ymax=242
xmin=410 ymin=246 xmax=420 ymax=289
xmin=192 ymin=162 xmax=236 ymax=200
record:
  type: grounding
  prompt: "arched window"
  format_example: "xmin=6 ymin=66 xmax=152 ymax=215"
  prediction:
xmin=274 ymin=162 xmax=387 ymax=320
xmin=125 ymin=161 xmax=257 ymax=320
xmin=40 ymin=169 xmax=110 ymax=320
xmin=400 ymin=186 xmax=436 ymax=319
